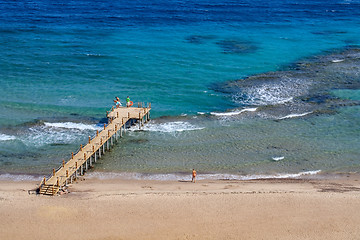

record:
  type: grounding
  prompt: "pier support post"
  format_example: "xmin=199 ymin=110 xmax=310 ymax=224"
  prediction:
xmin=103 ymin=143 xmax=105 ymax=154
xmin=120 ymin=127 xmax=123 ymax=137
xmin=94 ymin=152 xmax=97 ymax=163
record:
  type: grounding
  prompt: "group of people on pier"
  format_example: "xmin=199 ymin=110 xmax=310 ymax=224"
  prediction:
xmin=113 ymin=96 xmax=132 ymax=108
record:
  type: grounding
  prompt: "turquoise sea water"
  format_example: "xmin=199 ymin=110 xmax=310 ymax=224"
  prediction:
xmin=0 ymin=0 xmax=359 ymax=180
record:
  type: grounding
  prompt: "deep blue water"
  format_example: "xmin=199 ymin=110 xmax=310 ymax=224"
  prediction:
xmin=0 ymin=0 xmax=359 ymax=180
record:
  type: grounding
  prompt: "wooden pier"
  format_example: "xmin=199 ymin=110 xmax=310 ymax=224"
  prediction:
xmin=38 ymin=103 xmax=151 ymax=195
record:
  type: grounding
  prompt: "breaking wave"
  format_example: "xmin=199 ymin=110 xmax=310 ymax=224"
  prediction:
xmin=0 ymin=134 xmax=16 ymax=141
xmin=0 ymin=173 xmax=42 ymax=181
xmin=277 ymin=112 xmax=313 ymax=120
xmin=210 ymin=108 xmax=257 ymax=116
xmin=44 ymin=122 xmax=102 ymax=131
xmin=141 ymin=121 xmax=205 ymax=133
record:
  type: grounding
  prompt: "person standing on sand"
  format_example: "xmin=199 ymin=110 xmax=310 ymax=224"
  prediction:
xmin=126 ymin=96 xmax=131 ymax=107
xmin=192 ymin=169 xmax=197 ymax=183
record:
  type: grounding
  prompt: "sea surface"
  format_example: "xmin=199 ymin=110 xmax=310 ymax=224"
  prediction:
xmin=0 ymin=0 xmax=359 ymax=181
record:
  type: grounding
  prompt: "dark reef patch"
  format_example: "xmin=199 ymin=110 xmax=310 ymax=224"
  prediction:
xmin=311 ymin=30 xmax=348 ymax=36
xmin=185 ymin=35 xmax=216 ymax=44
xmin=216 ymin=39 xmax=258 ymax=54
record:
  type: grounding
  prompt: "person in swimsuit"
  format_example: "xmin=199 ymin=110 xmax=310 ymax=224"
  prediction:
xmin=192 ymin=169 xmax=197 ymax=183
xmin=114 ymin=97 xmax=121 ymax=108
xmin=126 ymin=96 xmax=131 ymax=107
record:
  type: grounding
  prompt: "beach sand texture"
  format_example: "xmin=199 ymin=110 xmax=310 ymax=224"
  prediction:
xmin=1 ymin=176 xmax=360 ymax=240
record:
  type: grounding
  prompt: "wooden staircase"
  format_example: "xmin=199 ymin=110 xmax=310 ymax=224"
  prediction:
xmin=39 ymin=185 xmax=60 ymax=196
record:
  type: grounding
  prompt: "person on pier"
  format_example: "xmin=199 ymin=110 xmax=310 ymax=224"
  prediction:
xmin=126 ymin=96 xmax=131 ymax=107
xmin=114 ymin=97 xmax=122 ymax=108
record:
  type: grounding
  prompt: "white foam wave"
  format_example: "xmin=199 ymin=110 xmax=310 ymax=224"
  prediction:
xmin=232 ymin=77 xmax=311 ymax=106
xmin=332 ymin=59 xmax=344 ymax=63
xmin=0 ymin=173 xmax=42 ymax=181
xmin=22 ymin=123 xmax=98 ymax=147
xmin=272 ymin=156 xmax=284 ymax=161
xmin=44 ymin=122 xmax=101 ymax=131
xmin=88 ymin=170 xmax=321 ymax=181
xmin=210 ymin=108 xmax=257 ymax=117
xmin=0 ymin=134 xmax=16 ymax=141
xmin=141 ymin=121 xmax=204 ymax=133
xmin=277 ymin=112 xmax=312 ymax=120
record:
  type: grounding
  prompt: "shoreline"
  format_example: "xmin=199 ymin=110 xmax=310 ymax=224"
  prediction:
xmin=1 ymin=174 xmax=360 ymax=240
xmin=0 ymin=169 xmax=352 ymax=182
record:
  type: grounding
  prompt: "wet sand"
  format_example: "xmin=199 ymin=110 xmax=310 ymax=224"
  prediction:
xmin=1 ymin=174 xmax=360 ymax=240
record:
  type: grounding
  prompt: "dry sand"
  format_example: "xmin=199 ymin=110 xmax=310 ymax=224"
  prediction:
xmin=1 ymin=174 xmax=360 ymax=240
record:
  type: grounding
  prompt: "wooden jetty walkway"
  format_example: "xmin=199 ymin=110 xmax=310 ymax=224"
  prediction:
xmin=38 ymin=102 xmax=151 ymax=195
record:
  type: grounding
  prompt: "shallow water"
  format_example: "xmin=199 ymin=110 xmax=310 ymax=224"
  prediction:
xmin=0 ymin=0 xmax=359 ymax=180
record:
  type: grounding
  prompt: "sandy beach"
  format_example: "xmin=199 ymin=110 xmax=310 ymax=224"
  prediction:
xmin=1 ymin=175 xmax=360 ymax=240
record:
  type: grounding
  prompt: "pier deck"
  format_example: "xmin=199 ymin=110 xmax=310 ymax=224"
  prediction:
xmin=38 ymin=103 xmax=151 ymax=195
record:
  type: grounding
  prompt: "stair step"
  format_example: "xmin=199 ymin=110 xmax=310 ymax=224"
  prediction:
xmin=39 ymin=185 xmax=60 ymax=195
